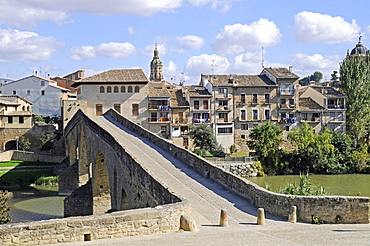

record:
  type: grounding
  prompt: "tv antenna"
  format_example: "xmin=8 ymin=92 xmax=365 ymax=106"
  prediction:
xmin=211 ymin=60 xmax=217 ymax=75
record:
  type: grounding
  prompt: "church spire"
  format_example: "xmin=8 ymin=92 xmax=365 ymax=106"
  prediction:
xmin=150 ymin=44 xmax=163 ymax=81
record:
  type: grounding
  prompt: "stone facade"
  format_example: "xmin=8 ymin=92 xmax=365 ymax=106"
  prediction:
xmin=105 ymin=109 xmax=370 ymax=224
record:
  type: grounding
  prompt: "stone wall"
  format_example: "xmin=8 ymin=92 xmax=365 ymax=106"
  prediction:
xmin=105 ymin=109 xmax=370 ymax=224
xmin=0 ymin=150 xmax=65 ymax=163
xmin=0 ymin=200 xmax=191 ymax=245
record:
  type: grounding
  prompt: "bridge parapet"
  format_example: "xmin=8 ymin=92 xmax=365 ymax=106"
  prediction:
xmin=105 ymin=109 xmax=370 ymax=224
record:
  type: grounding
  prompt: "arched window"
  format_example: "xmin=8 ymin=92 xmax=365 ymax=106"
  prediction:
xmin=107 ymin=86 xmax=112 ymax=93
xmin=134 ymin=86 xmax=140 ymax=93
xmin=121 ymin=86 xmax=126 ymax=93
xmin=22 ymin=106 xmax=26 ymax=111
xmin=27 ymin=106 xmax=31 ymax=111
xmin=114 ymin=86 xmax=119 ymax=93
xmin=128 ymin=86 xmax=133 ymax=93
xmin=100 ymin=86 xmax=105 ymax=93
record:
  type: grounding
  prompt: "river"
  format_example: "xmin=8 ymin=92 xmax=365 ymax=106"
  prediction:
xmin=7 ymin=185 xmax=64 ymax=223
xmin=246 ymin=174 xmax=370 ymax=197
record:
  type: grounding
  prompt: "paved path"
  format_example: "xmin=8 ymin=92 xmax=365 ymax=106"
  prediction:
xmin=52 ymin=115 xmax=370 ymax=245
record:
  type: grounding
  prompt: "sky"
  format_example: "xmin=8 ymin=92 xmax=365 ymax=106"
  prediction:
xmin=0 ymin=0 xmax=369 ymax=84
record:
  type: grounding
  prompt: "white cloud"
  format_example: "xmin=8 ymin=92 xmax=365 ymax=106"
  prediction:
xmin=212 ymin=18 xmax=282 ymax=55
xmin=185 ymin=54 xmax=230 ymax=76
xmin=172 ymin=35 xmax=204 ymax=53
xmin=71 ymin=42 xmax=136 ymax=61
xmin=127 ymin=27 xmax=135 ymax=35
xmin=294 ymin=11 xmax=360 ymax=44
xmin=290 ymin=53 xmax=341 ymax=79
xmin=142 ymin=43 xmax=167 ymax=57
xmin=232 ymin=52 xmax=263 ymax=74
xmin=187 ymin=0 xmax=236 ymax=13
xmin=0 ymin=28 xmax=60 ymax=62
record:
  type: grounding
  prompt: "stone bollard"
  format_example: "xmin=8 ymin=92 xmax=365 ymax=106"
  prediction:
xmin=288 ymin=206 xmax=297 ymax=223
xmin=219 ymin=209 xmax=228 ymax=227
xmin=257 ymin=208 xmax=265 ymax=225
xmin=180 ymin=214 xmax=198 ymax=231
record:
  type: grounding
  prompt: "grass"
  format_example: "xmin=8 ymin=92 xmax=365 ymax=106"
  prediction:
xmin=0 ymin=161 xmax=58 ymax=188
xmin=229 ymin=152 xmax=250 ymax=157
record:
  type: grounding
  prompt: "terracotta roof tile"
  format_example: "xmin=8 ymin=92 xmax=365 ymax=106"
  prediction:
xmin=170 ymin=89 xmax=189 ymax=107
xmin=206 ymin=74 xmax=277 ymax=86
xmin=148 ymin=82 xmax=171 ymax=98
xmin=263 ymin=67 xmax=299 ymax=79
xmin=184 ymin=86 xmax=212 ymax=97
xmin=298 ymin=98 xmax=324 ymax=111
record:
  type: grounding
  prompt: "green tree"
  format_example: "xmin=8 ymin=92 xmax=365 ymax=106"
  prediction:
xmin=340 ymin=55 xmax=370 ymax=145
xmin=247 ymin=122 xmax=283 ymax=173
xmin=189 ymin=124 xmax=224 ymax=156
xmin=0 ymin=190 xmax=11 ymax=224
xmin=299 ymin=71 xmax=323 ymax=86
xmin=18 ymin=136 xmax=31 ymax=151
xmin=330 ymin=70 xmax=339 ymax=82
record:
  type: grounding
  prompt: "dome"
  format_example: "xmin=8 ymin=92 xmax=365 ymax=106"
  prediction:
xmin=350 ymin=37 xmax=368 ymax=55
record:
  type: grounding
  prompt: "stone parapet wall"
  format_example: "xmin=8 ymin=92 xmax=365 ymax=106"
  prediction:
xmin=0 ymin=150 xmax=66 ymax=163
xmin=105 ymin=109 xmax=370 ymax=224
xmin=0 ymin=201 xmax=191 ymax=245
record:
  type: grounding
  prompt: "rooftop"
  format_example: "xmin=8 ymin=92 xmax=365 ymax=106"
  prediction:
xmin=205 ymin=74 xmax=277 ymax=86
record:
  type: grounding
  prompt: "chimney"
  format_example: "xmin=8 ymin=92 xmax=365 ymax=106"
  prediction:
xmin=289 ymin=66 xmax=293 ymax=73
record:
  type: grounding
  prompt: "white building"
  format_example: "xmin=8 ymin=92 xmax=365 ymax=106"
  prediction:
xmin=0 ymin=74 xmax=70 ymax=117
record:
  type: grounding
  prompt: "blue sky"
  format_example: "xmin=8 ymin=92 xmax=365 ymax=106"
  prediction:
xmin=0 ymin=0 xmax=369 ymax=84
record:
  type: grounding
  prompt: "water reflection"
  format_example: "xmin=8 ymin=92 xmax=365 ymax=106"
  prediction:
xmin=7 ymin=185 xmax=65 ymax=223
xmin=246 ymin=174 xmax=370 ymax=197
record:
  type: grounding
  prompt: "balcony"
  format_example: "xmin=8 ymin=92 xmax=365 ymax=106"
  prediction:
xmin=148 ymin=105 xmax=170 ymax=110
xmin=261 ymin=100 xmax=270 ymax=104
xmin=172 ymin=118 xmax=190 ymax=125
xmin=280 ymin=90 xmax=295 ymax=96
xmin=327 ymin=104 xmax=345 ymax=109
xmin=236 ymin=100 xmax=246 ymax=106
xmin=280 ymin=104 xmax=295 ymax=109
xmin=193 ymin=118 xmax=211 ymax=123
xmin=216 ymin=106 xmax=232 ymax=111
xmin=301 ymin=117 xmax=321 ymax=123
xmin=216 ymin=118 xmax=231 ymax=123
xmin=279 ymin=117 xmax=297 ymax=123
xmin=148 ymin=117 xmax=171 ymax=123
xmin=249 ymin=100 xmax=259 ymax=105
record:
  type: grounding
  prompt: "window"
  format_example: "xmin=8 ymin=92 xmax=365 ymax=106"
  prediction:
xmin=302 ymin=113 xmax=307 ymax=121
xmin=150 ymin=112 xmax=157 ymax=122
xmin=107 ymin=86 xmax=112 ymax=93
xmin=289 ymin=99 xmax=294 ymax=106
xmin=240 ymin=109 xmax=246 ymax=120
xmin=96 ymin=104 xmax=103 ymax=116
xmin=19 ymin=116 xmax=24 ymax=124
xmin=338 ymin=112 xmax=344 ymax=121
xmin=202 ymin=113 xmax=209 ymax=119
xmin=13 ymin=90 xmax=16 ymax=95
xmin=219 ymin=113 xmax=228 ymax=122
xmin=100 ymin=86 xmax=105 ymax=93
xmin=194 ymin=100 xmax=199 ymax=110
xmin=193 ymin=113 xmax=200 ymax=120
xmin=26 ymin=90 xmax=31 ymax=95
xmin=183 ymin=137 xmax=189 ymax=147
xmin=135 ymin=86 xmax=140 ymax=93
xmin=22 ymin=106 xmax=25 ymax=111
xmin=128 ymin=86 xmax=133 ymax=93
xmin=264 ymin=109 xmax=271 ymax=120
xmin=114 ymin=104 xmax=121 ymax=113
xmin=280 ymin=85 xmax=286 ymax=94
xmin=219 ymin=100 xmax=228 ymax=107
xmin=330 ymin=112 xmax=335 ymax=121
xmin=161 ymin=126 xmax=167 ymax=134
xmin=241 ymin=135 xmax=246 ymax=139
xmin=218 ymin=88 xmax=228 ymax=95
xmin=8 ymin=116 xmax=13 ymax=124
xmin=252 ymin=109 xmax=258 ymax=120
xmin=241 ymin=124 xmax=248 ymax=130
xmin=281 ymin=98 xmax=286 ymax=104
xmin=41 ymin=81 xmax=45 ymax=86
xmin=264 ymin=94 xmax=270 ymax=103
xmin=203 ymin=100 xmax=208 ymax=109
xmin=132 ymin=104 xmax=139 ymax=116
xmin=121 ymin=86 xmax=126 ymax=93
xmin=240 ymin=94 xmax=246 ymax=104
xmin=114 ymin=86 xmax=119 ymax=93
xmin=41 ymin=90 xmax=45 ymax=95
xmin=289 ymin=85 xmax=295 ymax=95
xmin=285 ymin=126 xmax=290 ymax=131
xmin=218 ymin=127 xmax=232 ymax=134
xmin=252 ymin=94 xmax=258 ymax=104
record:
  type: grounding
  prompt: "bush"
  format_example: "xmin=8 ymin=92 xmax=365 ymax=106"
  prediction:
xmin=280 ymin=174 xmax=327 ymax=196
xmin=0 ymin=190 xmax=11 ymax=224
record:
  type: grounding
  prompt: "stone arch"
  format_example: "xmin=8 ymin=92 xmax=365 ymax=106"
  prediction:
xmin=4 ymin=140 xmax=16 ymax=150
xmin=92 ymin=151 xmax=111 ymax=214
xmin=78 ymin=129 xmax=89 ymax=186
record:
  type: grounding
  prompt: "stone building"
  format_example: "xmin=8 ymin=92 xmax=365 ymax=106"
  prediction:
xmin=0 ymin=95 xmax=33 ymax=150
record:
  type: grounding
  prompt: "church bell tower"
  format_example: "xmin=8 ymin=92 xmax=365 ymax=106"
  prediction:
xmin=150 ymin=45 xmax=163 ymax=81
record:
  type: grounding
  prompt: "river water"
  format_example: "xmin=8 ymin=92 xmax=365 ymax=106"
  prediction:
xmin=246 ymin=174 xmax=370 ymax=197
xmin=7 ymin=185 xmax=64 ymax=223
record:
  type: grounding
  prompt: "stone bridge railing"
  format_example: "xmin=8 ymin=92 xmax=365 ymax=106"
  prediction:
xmin=105 ymin=109 xmax=370 ymax=224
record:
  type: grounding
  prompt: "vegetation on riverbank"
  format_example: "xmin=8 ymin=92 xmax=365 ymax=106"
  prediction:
xmin=248 ymin=122 xmax=370 ymax=175
xmin=0 ymin=190 xmax=11 ymax=224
